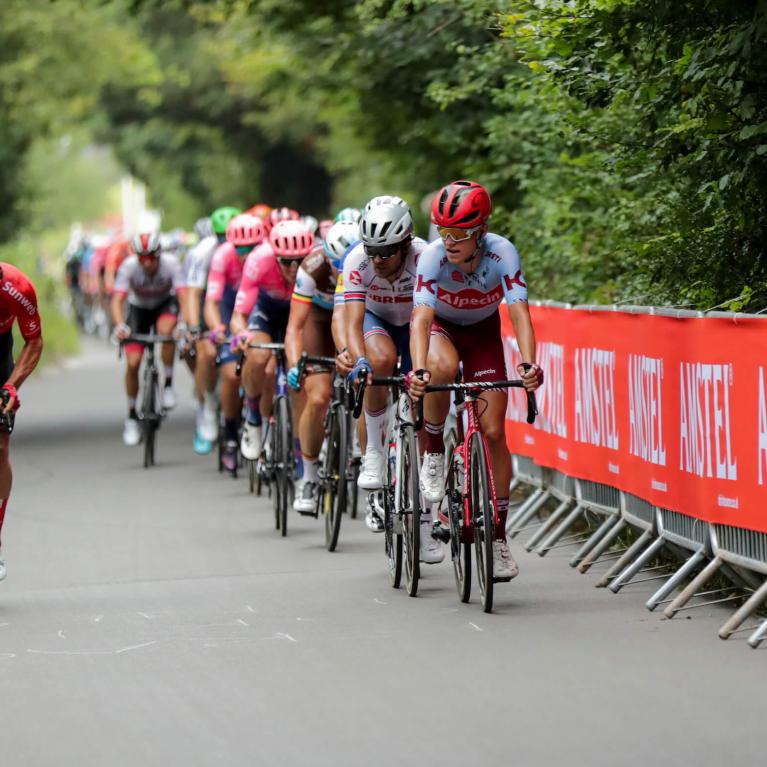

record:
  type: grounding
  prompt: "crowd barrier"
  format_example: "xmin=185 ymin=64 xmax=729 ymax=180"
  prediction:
xmin=502 ymin=302 xmax=767 ymax=649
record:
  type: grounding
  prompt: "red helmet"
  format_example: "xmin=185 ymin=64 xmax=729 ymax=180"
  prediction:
xmin=269 ymin=220 xmax=315 ymax=258
xmin=226 ymin=213 xmax=265 ymax=247
xmin=431 ymin=180 xmax=491 ymax=228
xmin=131 ymin=232 xmax=161 ymax=257
xmin=265 ymin=207 xmax=300 ymax=234
xmin=247 ymin=203 xmax=272 ymax=221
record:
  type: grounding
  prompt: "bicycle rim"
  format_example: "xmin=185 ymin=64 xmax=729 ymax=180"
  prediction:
xmin=324 ymin=406 xmax=347 ymax=551
xmin=348 ymin=457 xmax=360 ymax=519
xmin=446 ymin=451 xmax=471 ymax=603
xmin=278 ymin=397 xmax=291 ymax=537
xmin=383 ymin=440 xmax=403 ymax=588
xmin=142 ymin=371 xmax=157 ymax=468
xmin=470 ymin=434 xmax=494 ymax=613
xmin=269 ymin=418 xmax=281 ymax=531
xmin=401 ymin=425 xmax=420 ymax=597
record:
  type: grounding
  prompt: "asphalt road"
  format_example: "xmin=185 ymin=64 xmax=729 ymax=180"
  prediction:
xmin=1 ymin=338 xmax=763 ymax=766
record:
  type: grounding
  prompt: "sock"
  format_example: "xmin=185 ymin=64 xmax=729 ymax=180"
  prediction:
xmin=224 ymin=418 xmax=239 ymax=442
xmin=496 ymin=497 xmax=509 ymax=540
xmin=424 ymin=419 xmax=445 ymax=454
xmin=303 ymin=457 xmax=319 ymax=483
xmin=128 ymin=397 xmax=137 ymax=419
xmin=163 ymin=364 xmax=173 ymax=385
xmin=196 ymin=403 xmax=204 ymax=429
xmin=363 ymin=405 xmax=387 ymax=453
xmin=245 ymin=395 xmax=262 ymax=426
xmin=0 ymin=497 xmax=7 ymax=547
xmin=204 ymin=391 xmax=217 ymax=411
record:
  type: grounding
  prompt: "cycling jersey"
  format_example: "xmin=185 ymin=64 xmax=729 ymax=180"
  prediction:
xmin=205 ymin=242 xmax=248 ymax=302
xmin=292 ymin=248 xmax=337 ymax=311
xmin=413 ymin=233 xmax=528 ymax=324
xmin=0 ymin=263 xmax=42 ymax=340
xmin=113 ymin=254 xmax=183 ymax=309
xmin=185 ymin=235 xmax=220 ymax=290
xmin=342 ymin=237 xmax=427 ymax=327
xmin=234 ymin=243 xmax=294 ymax=317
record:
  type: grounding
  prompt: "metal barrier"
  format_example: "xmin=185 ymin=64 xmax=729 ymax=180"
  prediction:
xmin=506 ymin=454 xmax=551 ymax=539
xmin=523 ymin=468 xmax=575 ymax=552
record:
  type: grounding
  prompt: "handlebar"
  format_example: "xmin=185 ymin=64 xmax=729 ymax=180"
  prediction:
xmin=234 ymin=341 xmax=287 ymax=376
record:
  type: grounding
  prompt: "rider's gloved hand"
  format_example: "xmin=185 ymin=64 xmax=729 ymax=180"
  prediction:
xmin=287 ymin=365 xmax=301 ymax=391
xmin=172 ymin=321 xmax=188 ymax=342
xmin=231 ymin=331 xmax=252 ymax=353
xmin=404 ymin=368 xmax=430 ymax=399
xmin=0 ymin=383 xmax=19 ymax=413
xmin=346 ymin=356 xmax=371 ymax=386
xmin=111 ymin=322 xmax=130 ymax=344
xmin=517 ymin=362 xmax=544 ymax=391
xmin=208 ymin=325 xmax=226 ymax=346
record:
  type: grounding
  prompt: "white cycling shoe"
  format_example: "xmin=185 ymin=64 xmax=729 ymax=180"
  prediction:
xmin=240 ymin=423 xmax=261 ymax=461
xmin=492 ymin=539 xmax=520 ymax=581
xmin=122 ymin=418 xmax=141 ymax=447
xmin=358 ymin=449 xmax=384 ymax=490
xmin=419 ymin=452 xmax=446 ymax=503
xmin=293 ymin=479 xmax=317 ymax=514
xmin=199 ymin=404 xmax=218 ymax=442
xmin=0 ymin=550 xmax=6 ymax=582
xmin=420 ymin=523 xmax=445 ymax=564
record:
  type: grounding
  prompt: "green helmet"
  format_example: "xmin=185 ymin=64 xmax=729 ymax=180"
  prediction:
xmin=211 ymin=206 xmax=242 ymax=235
xmin=334 ymin=207 xmax=361 ymax=224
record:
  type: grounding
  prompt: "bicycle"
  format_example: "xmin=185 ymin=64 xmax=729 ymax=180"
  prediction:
xmin=119 ymin=334 xmax=175 ymax=468
xmin=358 ymin=372 xmax=422 ymax=595
xmin=211 ymin=335 xmax=243 ymax=478
xmin=423 ymin=372 xmax=537 ymax=613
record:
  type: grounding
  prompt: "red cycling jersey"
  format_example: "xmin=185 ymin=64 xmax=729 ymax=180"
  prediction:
xmin=0 ymin=263 xmax=42 ymax=340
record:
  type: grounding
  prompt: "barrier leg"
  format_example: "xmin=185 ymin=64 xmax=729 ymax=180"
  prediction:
xmin=536 ymin=503 xmax=584 ymax=556
xmin=748 ymin=617 xmax=767 ymax=649
xmin=718 ymin=578 xmax=767 ymax=640
xmin=506 ymin=488 xmax=544 ymax=532
xmin=508 ymin=490 xmax=551 ymax=539
xmin=663 ymin=556 xmax=722 ymax=619
xmin=609 ymin=536 xmax=666 ymax=593
xmin=569 ymin=515 xmax=619 ymax=568
xmin=524 ymin=499 xmax=571 ymax=552
xmin=508 ymin=477 xmax=520 ymax=496
xmin=645 ymin=547 xmax=706 ymax=611
xmin=596 ymin=529 xmax=653 ymax=588
xmin=577 ymin=519 xmax=627 ymax=573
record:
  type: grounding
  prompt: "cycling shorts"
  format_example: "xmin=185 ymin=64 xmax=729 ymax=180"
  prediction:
xmin=0 ymin=331 xmax=13 ymax=385
xmin=217 ymin=286 xmax=239 ymax=366
xmin=248 ymin=292 xmax=291 ymax=342
xmin=430 ymin=310 xmax=507 ymax=384
xmin=125 ymin=297 xmax=178 ymax=356
xmin=363 ymin=311 xmax=411 ymax=374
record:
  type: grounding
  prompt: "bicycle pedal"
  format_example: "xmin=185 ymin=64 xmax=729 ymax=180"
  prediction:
xmin=295 ymin=508 xmax=316 ymax=518
xmin=493 ymin=575 xmax=514 ymax=584
xmin=431 ymin=523 xmax=450 ymax=543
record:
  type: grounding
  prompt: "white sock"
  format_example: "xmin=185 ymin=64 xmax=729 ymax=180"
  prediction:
xmin=303 ymin=458 xmax=319 ymax=483
xmin=204 ymin=391 xmax=217 ymax=411
xmin=163 ymin=364 xmax=173 ymax=383
xmin=364 ymin=405 xmax=387 ymax=454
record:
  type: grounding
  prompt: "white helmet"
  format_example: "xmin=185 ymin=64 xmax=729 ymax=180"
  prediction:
xmin=323 ymin=221 xmax=359 ymax=267
xmin=359 ymin=196 xmax=413 ymax=246
xmin=301 ymin=214 xmax=319 ymax=234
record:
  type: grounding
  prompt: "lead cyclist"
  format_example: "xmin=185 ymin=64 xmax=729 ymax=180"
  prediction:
xmin=407 ymin=180 xmax=544 ymax=581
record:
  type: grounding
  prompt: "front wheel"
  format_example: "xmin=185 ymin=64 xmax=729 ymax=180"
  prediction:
xmin=276 ymin=396 xmax=292 ymax=537
xmin=142 ymin=369 xmax=158 ymax=468
xmin=400 ymin=424 xmax=421 ymax=598
xmin=446 ymin=448 xmax=471 ymax=603
xmin=470 ymin=433 xmax=495 ymax=613
xmin=322 ymin=405 xmax=347 ymax=552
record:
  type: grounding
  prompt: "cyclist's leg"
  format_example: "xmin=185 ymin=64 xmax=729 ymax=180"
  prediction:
xmin=362 ymin=313 xmax=398 ymax=454
xmin=156 ymin=300 xmax=178 ymax=407
xmin=422 ymin=330 xmax=458 ymax=454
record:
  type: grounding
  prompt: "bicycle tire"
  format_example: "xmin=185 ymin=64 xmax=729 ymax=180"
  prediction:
xmin=446 ymin=448 xmax=471 ymax=603
xmin=384 ymin=443 xmax=402 ymax=588
xmin=347 ymin=456 xmax=360 ymax=519
xmin=469 ymin=433 xmax=495 ymax=613
xmin=322 ymin=405 xmax=347 ymax=552
xmin=401 ymin=424 xmax=421 ymax=597
xmin=142 ymin=369 xmax=157 ymax=468
xmin=248 ymin=459 xmax=256 ymax=493
xmin=277 ymin=396 xmax=291 ymax=537
xmin=268 ymin=418 xmax=281 ymax=531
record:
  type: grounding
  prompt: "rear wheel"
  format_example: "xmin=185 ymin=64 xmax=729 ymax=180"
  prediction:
xmin=142 ymin=369 xmax=157 ymax=468
xmin=276 ymin=396 xmax=292 ymax=537
xmin=470 ymin=434 xmax=495 ymax=613
xmin=347 ymin=456 xmax=360 ymax=519
xmin=401 ymin=424 xmax=421 ymax=598
xmin=322 ymin=405 xmax=347 ymax=552
xmin=383 ymin=435 xmax=402 ymax=588
xmin=446 ymin=448 xmax=471 ymax=603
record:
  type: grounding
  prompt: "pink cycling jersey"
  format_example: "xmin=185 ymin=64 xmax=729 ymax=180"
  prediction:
xmin=413 ymin=233 xmax=528 ymax=324
xmin=205 ymin=242 xmax=249 ymax=302
xmin=233 ymin=243 xmax=294 ymax=316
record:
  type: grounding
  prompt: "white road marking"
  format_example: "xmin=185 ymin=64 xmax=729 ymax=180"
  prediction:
xmin=93 ymin=615 xmax=104 ymax=624
xmin=57 ymin=630 xmax=66 ymax=639
xmin=137 ymin=612 xmax=154 ymax=620
xmin=115 ymin=641 xmax=158 ymax=654
xmin=374 ymin=598 xmax=388 ymax=605
xmin=235 ymin=618 xmax=249 ymax=627
xmin=468 ymin=622 xmax=484 ymax=632
xmin=271 ymin=632 xmax=297 ymax=643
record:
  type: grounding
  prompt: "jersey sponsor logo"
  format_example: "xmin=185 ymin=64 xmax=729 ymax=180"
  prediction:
xmin=451 ymin=270 xmax=464 ymax=283
xmin=486 ymin=250 xmax=502 ymax=263
xmin=436 ymin=284 xmax=503 ymax=309
xmin=416 ymin=276 xmax=436 ymax=295
xmin=349 ymin=270 xmax=362 ymax=286
xmin=503 ymin=270 xmax=527 ymax=290
xmin=2 ymin=281 xmax=37 ymax=315
xmin=369 ymin=294 xmax=412 ymax=305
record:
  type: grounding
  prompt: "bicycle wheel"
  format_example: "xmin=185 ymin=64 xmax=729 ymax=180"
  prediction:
xmin=267 ymin=418 xmax=281 ymax=531
xmin=276 ymin=396 xmax=291 ymax=537
xmin=322 ymin=405 xmax=347 ymax=552
xmin=248 ymin=459 xmax=256 ymax=493
xmin=383 ymin=440 xmax=402 ymax=588
xmin=469 ymin=433 xmax=495 ymax=613
xmin=142 ymin=369 xmax=157 ymax=468
xmin=401 ymin=424 xmax=421 ymax=597
xmin=445 ymin=448 xmax=471 ymax=603
xmin=347 ymin=456 xmax=360 ymax=519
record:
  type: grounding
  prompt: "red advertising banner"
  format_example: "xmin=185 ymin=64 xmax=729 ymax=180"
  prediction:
xmin=502 ymin=306 xmax=767 ymax=533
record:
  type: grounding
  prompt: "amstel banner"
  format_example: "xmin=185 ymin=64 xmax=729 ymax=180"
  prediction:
xmin=502 ymin=306 xmax=767 ymax=534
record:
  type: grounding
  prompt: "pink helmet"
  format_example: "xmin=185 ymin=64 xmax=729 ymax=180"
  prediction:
xmin=269 ymin=220 xmax=315 ymax=258
xmin=226 ymin=213 xmax=265 ymax=247
xmin=265 ymin=207 xmax=300 ymax=234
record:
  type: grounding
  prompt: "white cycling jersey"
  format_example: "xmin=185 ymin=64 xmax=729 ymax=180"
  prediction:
xmin=413 ymin=233 xmax=528 ymax=324
xmin=184 ymin=235 xmax=220 ymax=290
xmin=342 ymin=237 xmax=427 ymax=326
xmin=113 ymin=254 xmax=183 ymax=309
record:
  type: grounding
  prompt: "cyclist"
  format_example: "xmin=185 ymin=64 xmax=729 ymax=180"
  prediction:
xmin=185 ymin=207 xmax=240 ymax=454
xmin=230 ymin=219 xmax=313 ymax=460
xmin=112 ymin=233 xmax=183 ymax=446
xmin=247 ymin=203 xmax=273 ymax=222
xmin=408 ymin=180 xmax=543 ymax=580
xmin=335 ymin=207 xmax=361 ymax=224
xmin=265 ymin=207 xmax=300 ymax=234
xmin=204 ymin=212 xmax=265 ymax=471
xmin=0 ymin=263 xmax=43 ymax=581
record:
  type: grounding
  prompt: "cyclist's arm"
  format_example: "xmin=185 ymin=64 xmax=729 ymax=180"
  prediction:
xmin=331 ymin=302 xmax=347 ymax=354
xmin=230 ymin=310 xmax=248 ymax=336
xmin=111 ymin=292 xmax=127 ymax=327
xmin=410 ymin=304 xmax=434 ymax=373
xmin=344 ymin=300 xmax=366 ymax=362
xmin=185 ymin=286 xmax=202 ymax=327
xmin=5 ymin=337 xmax=43 ymax=392
xmin=204 ymin=298 xmax=223 ymax=331
xmin=507 ymin=300 xmax=536 ymax=366
xmin=284 ymin=298 xmax=312 ymax=368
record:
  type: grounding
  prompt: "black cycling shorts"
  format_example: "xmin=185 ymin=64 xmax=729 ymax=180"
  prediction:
xmin=127 ymin=297 xmax=179 ymax=335
xmin=0 ymin=331 xmax=13 ymax=385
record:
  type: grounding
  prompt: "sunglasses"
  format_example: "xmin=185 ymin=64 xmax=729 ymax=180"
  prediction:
xmin=437 ymin=225 xmax=482 ymax=242
xmin=138 ymin=253 xmax=160 ymax=263
xmin=363 ymin=244 xmax=400 ymax=260
xmin=277 ymin=257 xmax=302 ymax=266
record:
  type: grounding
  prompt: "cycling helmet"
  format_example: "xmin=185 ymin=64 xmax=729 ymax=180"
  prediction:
xmin=335 ymin=207 xmax=361 ymax=223
xmin=302 ymin=215 xmax=319 ymax=234
xmin=269 ymin=219 xmax=315 ymax=257
xmin=323 ymin=221 xmax=359 ymax=268
xmin=318 ymin=219 xmax=334 ymax=240
xmin=194 ymin=217 xmax=214 ymax=239
xmin=359 ymin=196 xmax=413 ymax=246
xmin=247 ymin=203 xmax=272 ymax=221
xmin=265 ymin=207 xmax=300 ymax=234
xmin=131 ymin=232 xmax=161 ymax=257
xmin=226 ymin=213 xmax=265 ymax=247
xmin=431 ymin=180 xmax=491 ymax=228
xmin=211 ymin=206 xmax=242 ymax=235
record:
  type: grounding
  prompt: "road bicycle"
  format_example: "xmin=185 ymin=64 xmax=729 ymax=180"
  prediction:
xmin=425 ymin=372 xmax=537 ymax=613
xmin=119 ymin=334 xmax=175 ymax=468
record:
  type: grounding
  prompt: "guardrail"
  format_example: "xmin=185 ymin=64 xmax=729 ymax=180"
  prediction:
xmin=504 ymin=302 xmax=767 ymax=649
